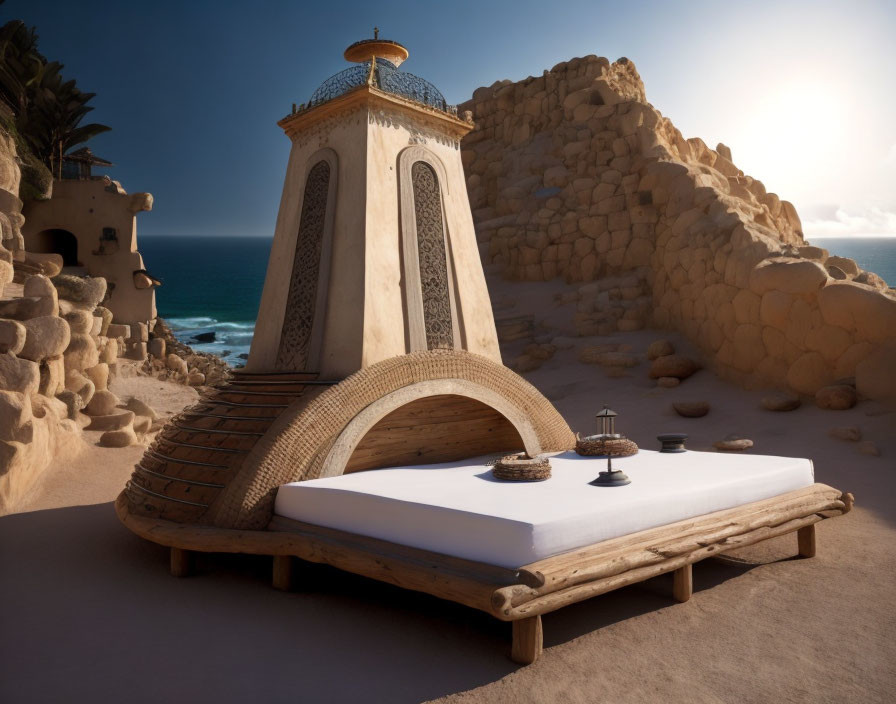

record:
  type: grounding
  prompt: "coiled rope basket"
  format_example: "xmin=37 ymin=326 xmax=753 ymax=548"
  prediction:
xmin=491 ymin=453 xmax=552 ymax=482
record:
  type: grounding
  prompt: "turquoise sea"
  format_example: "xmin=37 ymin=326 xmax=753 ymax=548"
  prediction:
xmin=139 ymin=236 xmax=273 ymax=365
xmin=139 ymin=235 xmax=896 ymax=366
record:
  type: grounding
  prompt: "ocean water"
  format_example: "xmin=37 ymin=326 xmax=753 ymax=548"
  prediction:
xmin=804 ymin=237 xmax=896 ymax=285
xmin=138 ymin=235 xmax=896 ymax=367
xmin=138 ymin=236 xmax=273 ymax=365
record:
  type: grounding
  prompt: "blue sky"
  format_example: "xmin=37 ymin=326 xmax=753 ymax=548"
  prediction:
xmin=7 ymin=0 xmax=896 ymax=238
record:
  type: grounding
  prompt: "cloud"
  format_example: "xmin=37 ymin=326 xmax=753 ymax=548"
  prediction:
xmin=803 ymin=206 xmax=896 ymax=239
xmin=886 ymin=143 xmax=896 ymax=165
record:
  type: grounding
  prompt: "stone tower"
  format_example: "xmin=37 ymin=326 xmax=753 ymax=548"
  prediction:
xmin=247 ymin=35 xmax=500 ymax=378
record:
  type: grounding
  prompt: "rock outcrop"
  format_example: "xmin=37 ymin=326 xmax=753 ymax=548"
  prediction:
xmin=461 ymin=55 xmax=896 ymax=398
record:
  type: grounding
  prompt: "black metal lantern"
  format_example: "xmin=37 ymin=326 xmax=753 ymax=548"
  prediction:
xmin=595 ymin=406 xmax=620 ymax=438
xmin=589 ymin=455 xmax=631 ymax=487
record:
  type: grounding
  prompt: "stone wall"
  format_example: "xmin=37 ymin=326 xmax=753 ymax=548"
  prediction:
xmin=0 ymin=128 xmax=228 ymax=513
xmin=460 ymin=55 xmax=896 ymax=400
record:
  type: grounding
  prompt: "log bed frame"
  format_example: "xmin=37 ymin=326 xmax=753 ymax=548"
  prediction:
xmin=115 ymin=482 xmax=852 ymax=664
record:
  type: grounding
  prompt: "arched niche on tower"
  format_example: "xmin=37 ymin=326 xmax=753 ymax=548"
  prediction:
xmin=397 ymin=145 xmax=463 ymax=353
xmin=276 ymin=147 xmax=339 ymax=372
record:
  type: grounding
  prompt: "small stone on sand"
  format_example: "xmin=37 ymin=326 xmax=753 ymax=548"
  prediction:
xmin=815 ymin=384 xmax=857 ymax=410
xmin=714 ymin=436 xmax=753 ymax=452
xmin=673 ymin=401 xmax=709 ymax=418
xmin=828 ymin=426 xmax=861 ymax=442
xmin=761 ymin=392 xmax=801 ymax=412
xmin=858 ymin=441 xmax=881 ymax=457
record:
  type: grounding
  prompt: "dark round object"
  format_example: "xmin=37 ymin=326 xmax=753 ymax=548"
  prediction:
xmin=658 ymin=433 xmax=688 ymax=453
xmin=589 ymin=470 xmax=632 ymax=487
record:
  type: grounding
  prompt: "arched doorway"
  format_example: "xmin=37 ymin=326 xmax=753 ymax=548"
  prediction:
xmin=32 ymin=229 xmax=78 ymax=266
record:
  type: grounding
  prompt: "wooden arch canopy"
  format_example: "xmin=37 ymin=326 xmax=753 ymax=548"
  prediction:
xmin=322 ymin=380 xmax=538 ymax=477
xmin=207 ymin=349 xmax=575 ymax=530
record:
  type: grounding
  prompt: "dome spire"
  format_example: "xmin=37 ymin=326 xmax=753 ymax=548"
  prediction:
xmin=344 ymin=30 xmax=409 ymax=67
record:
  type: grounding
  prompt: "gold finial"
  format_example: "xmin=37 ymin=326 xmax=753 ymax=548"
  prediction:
xmin=374 ymin=26 xmax=379 ymax=39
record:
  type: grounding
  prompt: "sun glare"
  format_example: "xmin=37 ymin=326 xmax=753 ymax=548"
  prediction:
xmin=733 ymin=79 xmax=847 ymax=198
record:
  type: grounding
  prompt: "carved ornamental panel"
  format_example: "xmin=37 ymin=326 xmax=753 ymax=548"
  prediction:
xmin=277 ymin=160 xmax=330 ymax=369
xmin=411 ymin=161 xmax=453 ymax=349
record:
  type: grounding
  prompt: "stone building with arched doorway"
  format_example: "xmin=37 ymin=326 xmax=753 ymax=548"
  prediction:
xmin=21 ymin=152 xmax=158 ymax=328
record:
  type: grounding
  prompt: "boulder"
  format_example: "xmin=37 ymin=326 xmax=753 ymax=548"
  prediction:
xmin=828 ymin=426 xmax=861 ymax=442
xmin=649 ymin=354 xmax=701 ymax=380
xmin=761 ymin=392 xmax=801 ymax=412
xmin=826 ymin=265 xmax=847 ymax=280
xmin=133 ymin=414 xmax=153 ymax=434
xmin=148 ymin=337 xmax=166 ymax=358
xmin=94 ymin=306 xmax=112 ymax=335
xmin=24 ymin=251 xmax=62 ymax=277
xmin=99 ymin=425 xmax=138 ymax=448
xmin=63 ymin=333 xmax=99 ymax=371
xmin=23 ymin=274 xmax=57 ymax=299
xmin=815 ymin=384 xmax=857 ymax=410
xmin=166 ymin=354 xmax=188 ymax=375
xmin=125 ymin=397 xmax=158 ymax=420
xmin=855 ymin=343 xmax=896 ymax=402
xmin=38 ymin=355 xmax=65 ymax=397
xmin=50 ymin=274 xmax=107 ymax=307
xmin=673 ymin=401 xmax=709 ymax=418
xmin=99 ymin=337 xmax=118 ymax=364
xmin=818 ymin=282 xmax=896 ymax=343
xmin=85 ymin=362 xmax=109 ymax=392
xmin=85 ymin=389 xmax=120 ymax=416
xmin=187 ymin=371 xmax=206 ymax=387
xmin=63 ymin=309 xmax=93 ymax=334
xmin=825 ymin=255 xmax=859 ymax=277
xmin=854 ymin=271 xmax=888 ymax=290
xmin=749 ymin=258 xmax=828 ymax=295
xmin=0 ymin=295 xmax=57 ymax=320
xmin=128 ymin=341 xmax=148 ymax=360
xmin=0 ymin=352 xmax=39 ymax=394
xmin=65 ymin=369 xmax=96 ymax=407
xmin=0 ymin=318 xmax=25 ymax=354
xmin=0 ymin=390 xmax=32 ymax=442
xmin=86 ymin=409 xmax=135 ymax=432
xmin=797 ymin=245 xmax=828 ymax=261
xmin=646 ymin=339 xmax=675 ymax=360
xmin=786 ymin=352 xmax=833 ymax=395
xmin=55 ymin=389 xmax=84 ymax=420
xmin=106 ymin=323 xmax=131 ymax=339
xmin=19 ymin=315 xmax=71 ymax=362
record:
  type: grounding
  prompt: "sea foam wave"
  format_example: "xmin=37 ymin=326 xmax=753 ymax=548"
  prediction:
xmin=165 ymin=316 xmax=255 ymax=366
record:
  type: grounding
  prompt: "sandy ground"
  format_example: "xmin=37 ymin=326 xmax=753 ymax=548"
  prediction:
xmin=1 ymin=296 xmax=895 ymax=703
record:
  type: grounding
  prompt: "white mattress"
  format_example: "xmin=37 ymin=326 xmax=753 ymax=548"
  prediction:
xmin=274 ymin=450 xmax=814 ymax=568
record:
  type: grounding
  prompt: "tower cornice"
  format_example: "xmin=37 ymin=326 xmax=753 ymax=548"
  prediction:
xmin=278 ymin=85 xmax=474 ymax=140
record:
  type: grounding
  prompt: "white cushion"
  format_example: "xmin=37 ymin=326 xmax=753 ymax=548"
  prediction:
xmin=274 ymin=450 xmax=814 ymax=569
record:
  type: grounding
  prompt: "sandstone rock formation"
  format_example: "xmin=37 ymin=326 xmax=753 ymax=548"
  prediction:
xmin=461 ymin=54 xmax=896 ymax=398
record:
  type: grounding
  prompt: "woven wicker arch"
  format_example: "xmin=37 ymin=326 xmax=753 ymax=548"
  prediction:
xmin=319 ymin=379 xmax=540 ymax=478
xmin=208 ymin=349 xmax=575 ymax=530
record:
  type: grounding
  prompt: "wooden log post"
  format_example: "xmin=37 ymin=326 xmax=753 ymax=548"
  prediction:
xmin=511 ymin=615 xmax=543 ymax=665
xmin=672 ymin=564 xmax=692 ymax=603
xmin=797 ymin=524 xmax=816 ymax=558
xmin=170 ymin=547 xmax=193 ymax=577
xmin=272 ymin=555 xmax=296 ymax=591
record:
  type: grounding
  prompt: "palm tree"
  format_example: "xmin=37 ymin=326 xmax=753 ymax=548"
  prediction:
xmin=0 ymin=19 xmax=111 ymax=177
